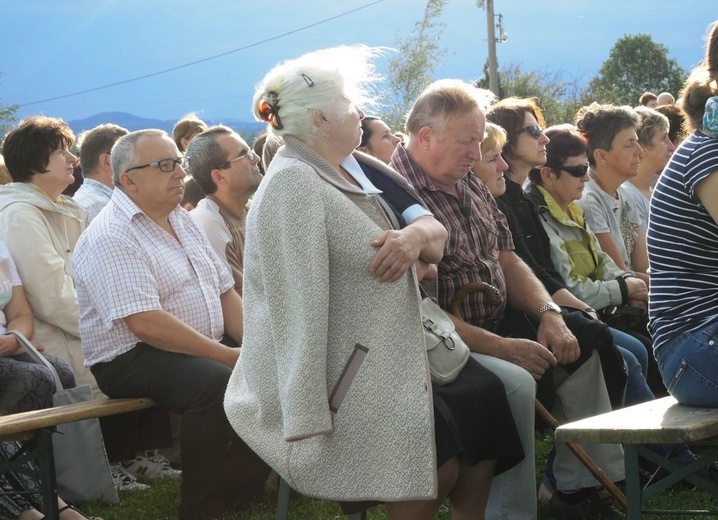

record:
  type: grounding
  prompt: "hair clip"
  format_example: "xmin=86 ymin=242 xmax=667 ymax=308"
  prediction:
xmin=301 ymin=74 xmax=315 ymax=87
xmin=258 ymin=91 xmax=283 ymax=130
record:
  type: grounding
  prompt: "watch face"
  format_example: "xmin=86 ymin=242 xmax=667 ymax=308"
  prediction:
xmin=549 ymin=302 xmax=561 ymax=313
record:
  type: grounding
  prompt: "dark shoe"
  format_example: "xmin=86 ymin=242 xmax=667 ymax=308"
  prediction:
xmin=547 ymin=490 xmax=624 ymax=520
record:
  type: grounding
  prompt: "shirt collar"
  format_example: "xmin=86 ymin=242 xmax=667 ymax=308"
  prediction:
xmin=82 ymin=178 xmax=114 ymax=196
xmin=112 ymin=188 xmax=183 ymax=224
xmin=340 ymin=155 xmax=382 ymax=194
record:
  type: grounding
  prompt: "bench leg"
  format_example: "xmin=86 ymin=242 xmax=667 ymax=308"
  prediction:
xmin=624 ymin=445 xmax=642 ymax=520
xmin=274 ymin=477 xmax=368 ymax=519
xmin=275 ymin=477 xmax=291 ymax=520
xmin=37 ymin=427 xmax=60 ymax=520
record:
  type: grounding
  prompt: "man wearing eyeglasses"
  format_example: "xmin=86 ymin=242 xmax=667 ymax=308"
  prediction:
xmin=73 ymin=129 xmax=268 ymax=520
xmin=187 ymin=126 xmax=263 ymax=294
xmin=74 ymin=123 xmax=129 ymax=223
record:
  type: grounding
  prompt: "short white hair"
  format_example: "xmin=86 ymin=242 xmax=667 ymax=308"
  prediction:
xmin=252 ymin=45 xmax=385 ymax=142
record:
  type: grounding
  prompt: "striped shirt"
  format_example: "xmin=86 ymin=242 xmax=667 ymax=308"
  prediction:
xmin=391 ymin=144 xmax=513 ymax=325
xmin=648 ymin=132 xmax=718 ymax=349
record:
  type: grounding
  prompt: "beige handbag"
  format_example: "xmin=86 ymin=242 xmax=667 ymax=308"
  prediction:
xmin=420 ymin=295 xmax=470 ymax=385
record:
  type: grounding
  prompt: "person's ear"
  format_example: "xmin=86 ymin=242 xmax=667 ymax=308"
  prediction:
xmin=312 ymin=109 xmax=329 ymax=128
xmin=594 ymin=148 xmax=607 ymax=166
xmin=119 ymin=171 xmax=137 ymax=193
xmin=540 ymin=166 xmax=556 ymax=186
xmin=357 ymin=145 xmax=370 ymax=154
xmin=416 ymin=126 xmax=434 ymax=151
xmin=210 ymin=168 xmax=226 ymax=186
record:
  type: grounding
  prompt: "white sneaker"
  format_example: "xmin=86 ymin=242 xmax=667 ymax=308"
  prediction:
xmin=121 ymin=454 xmax=182 ymax=480
xmin=110 ymin=464 xmax=150 ymax=492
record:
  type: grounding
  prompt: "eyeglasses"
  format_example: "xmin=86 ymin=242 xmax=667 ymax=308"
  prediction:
xmin=218 ymin=148 xmax=258 ymax=169
xmin=125 ymin=156 xmax=189 ymax=173
xmin=546 ymin=163 xmax=590 ymax=178
xmin=518 ymin=125 xmax=544 ymax=139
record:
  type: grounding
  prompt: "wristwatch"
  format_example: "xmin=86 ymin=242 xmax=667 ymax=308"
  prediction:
xmin=536 ymin=302 xmax=562 ymax=321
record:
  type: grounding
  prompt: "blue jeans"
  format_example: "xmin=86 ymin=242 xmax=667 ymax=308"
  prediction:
xmin=612 ymin=327 xmax=648 ymax=381
xmin=655 ymin=320 xmax=718 ymax=407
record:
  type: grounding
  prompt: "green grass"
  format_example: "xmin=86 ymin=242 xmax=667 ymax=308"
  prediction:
xmin=77 ymin=434 xmax=718 ymax=519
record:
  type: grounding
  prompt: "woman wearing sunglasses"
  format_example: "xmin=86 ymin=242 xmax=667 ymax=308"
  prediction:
xmin=524 ymin=125 xmax=648 ymax=321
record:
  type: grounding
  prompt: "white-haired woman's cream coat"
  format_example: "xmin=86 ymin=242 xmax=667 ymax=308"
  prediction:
xmin=224 ymin=137 xmax=437 ymax=501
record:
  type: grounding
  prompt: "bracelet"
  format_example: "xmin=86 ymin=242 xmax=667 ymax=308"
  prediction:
xmin=584 ymin=307 xmax=596 ymax=314
xmin=616 ymin=276 xmax=628 ymax=305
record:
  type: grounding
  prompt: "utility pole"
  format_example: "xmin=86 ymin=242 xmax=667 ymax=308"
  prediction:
xmin=485 ymin=0 xmax=499 ymax=95
xmin=477 ymin=0 xmax=506 ymax=96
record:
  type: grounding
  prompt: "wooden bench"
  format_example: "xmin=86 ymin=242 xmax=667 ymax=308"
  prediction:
xmin=0 ymin=397 xmax=157 ymax=520
xmin=556 ymin=396 xmax=718 ymax=519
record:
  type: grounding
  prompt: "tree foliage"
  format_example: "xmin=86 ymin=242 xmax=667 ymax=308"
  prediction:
xmin=588 ymin=34 xmax=685 ymax=106
xmin=476 ymin=63 xmax=585 ymax=126
xmin=383 ymin=0 xmax=447 ymax=131
xmin=0 ymin=75 xmax=18 ymax=151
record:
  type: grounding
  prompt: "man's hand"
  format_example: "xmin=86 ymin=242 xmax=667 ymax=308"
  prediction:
xmin=370 ymin=229 xmax=422 ymax=283
xmin=536 ymin=313 xmax=580 ymax=366
xmin=498 ymin=336 xmax=557 ymax=380
xmin=626 ymin=277 xmax=648 ymax=303
xmin=416 ymin=260 xmax=437 ymax=282
xmin=214 ymin=345 xmax=240 ymax=368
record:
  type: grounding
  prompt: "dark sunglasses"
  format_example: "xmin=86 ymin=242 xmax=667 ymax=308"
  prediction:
xmin=546 ymin=163 xmax=590 ymax=177
xmin=518 ymin=125 xmax=544 ymax=139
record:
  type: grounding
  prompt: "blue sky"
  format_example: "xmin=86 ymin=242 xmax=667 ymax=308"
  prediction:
xmin=1 ymin=0 xmax=715 ymax=123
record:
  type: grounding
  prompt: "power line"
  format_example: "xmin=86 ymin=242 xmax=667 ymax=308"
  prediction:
xmin=19 ymin=0 xmax=384 ymax=108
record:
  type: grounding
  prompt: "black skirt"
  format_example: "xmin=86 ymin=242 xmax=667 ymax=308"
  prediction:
xmin=340 ymin=356 xmax=524 ymax=515
xmin=433 ymin=356 xmax=524 ymax=475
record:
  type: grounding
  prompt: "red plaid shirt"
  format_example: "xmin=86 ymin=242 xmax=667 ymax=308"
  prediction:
xmin=391 ymin=144 xmax=514 ymax=326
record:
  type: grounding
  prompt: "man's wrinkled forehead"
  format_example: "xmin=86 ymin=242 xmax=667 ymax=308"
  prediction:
xmin=135 ymin=134 xmax=179 ymax=161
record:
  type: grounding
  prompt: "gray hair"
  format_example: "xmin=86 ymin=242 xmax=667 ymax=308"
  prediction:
xmin=186 ymin=125 xmax=234 ymax=195
xmin=79 ymin=124 xmax=129 ymax=176
xmin=252 ymin=45 xmax=384 ymax=144
xmin=405 ymin=79 xmax=490 ymax=137
xmin=634 ymin=107 xmax=670 ymax=148
xmin=111 ymin=129 xmax=169 ymax=188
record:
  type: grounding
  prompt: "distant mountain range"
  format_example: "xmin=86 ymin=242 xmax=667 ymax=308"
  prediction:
xmin=67 ymin=112 xmax=267 ymax=139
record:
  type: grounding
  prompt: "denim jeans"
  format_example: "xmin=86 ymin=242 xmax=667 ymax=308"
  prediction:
xmin=612 ymin=327 xmax=648 ymax=381
xmin=655 ymin=320 xmax=718 ymax=407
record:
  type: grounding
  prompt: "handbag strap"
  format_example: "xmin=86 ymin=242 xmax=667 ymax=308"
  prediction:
xmin=7 ymin=330 xmax=63 ymax=392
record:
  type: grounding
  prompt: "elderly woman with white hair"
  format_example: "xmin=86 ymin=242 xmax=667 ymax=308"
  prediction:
xmin=223 ymin=46 xmax=523 ymax=520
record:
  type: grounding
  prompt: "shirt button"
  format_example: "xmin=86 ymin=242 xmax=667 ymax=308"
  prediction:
xmin=710 ymin=340 xmax=715 ymax=346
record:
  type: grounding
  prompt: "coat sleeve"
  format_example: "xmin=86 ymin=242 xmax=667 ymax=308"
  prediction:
xmin=252 ymin=168 xmax=333 ymax=441
xmin=540 ymin=214 xmax=624 ymax=310
xmin=0 ymin=205 xmax=80 ymax=337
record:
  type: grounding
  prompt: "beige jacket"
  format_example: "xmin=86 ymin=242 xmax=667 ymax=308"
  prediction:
xmin=0 ymin=182 xmax=100 ymax=395
xmin=224 ymin=137 xmax=437 ymax=501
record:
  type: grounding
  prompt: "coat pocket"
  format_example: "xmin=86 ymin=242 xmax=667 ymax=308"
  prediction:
xmin=328 ymin=343 xmax=368 ymax=414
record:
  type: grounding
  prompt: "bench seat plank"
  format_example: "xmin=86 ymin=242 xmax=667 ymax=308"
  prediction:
xmin=555 ymin=396 xmax=718 ymax=445
xmin=0 ymin=398 xmax=157 ymax=439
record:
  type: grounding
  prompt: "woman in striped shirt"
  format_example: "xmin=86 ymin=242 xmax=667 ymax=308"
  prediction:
xmin=648 ymin=20 xmax=718 ymax=406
